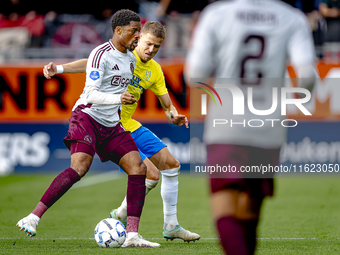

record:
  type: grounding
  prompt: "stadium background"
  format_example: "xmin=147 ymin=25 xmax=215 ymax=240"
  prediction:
xmin=1 ymin=0 xmax=340 ymax=174
xmin=1 ymin=1 xmax=340 ymax=254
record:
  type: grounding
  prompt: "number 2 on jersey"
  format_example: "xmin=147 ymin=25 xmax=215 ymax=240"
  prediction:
xmin=240 ymin=35 xmax=265 ymax=85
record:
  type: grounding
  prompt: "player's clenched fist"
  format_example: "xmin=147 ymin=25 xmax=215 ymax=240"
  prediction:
xmin=171 ymin=114 xmax=189 ymax=128
xmin=43 ymin=62 xmax=57 ymax=79
xmin=120 ymin=92 xmax=137 ymax=105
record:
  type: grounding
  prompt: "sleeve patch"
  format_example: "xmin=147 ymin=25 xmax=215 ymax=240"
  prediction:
xmin=90 ymin=71 xmax=100 ymax=81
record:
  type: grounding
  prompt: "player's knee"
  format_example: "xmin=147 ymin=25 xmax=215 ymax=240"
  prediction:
xmin=147 ymin=167 xmax=159 ymax=181
xmin=166 ymin=159 xmax=180 ymax=169
xmin=72 ymin=165 xmax=90 ymax=178
xmin=236 ymin=194 xmax=262 ymax=220
xmin=172 ymin=159 xmax=180 ymax=169
xmin=132 ymin=161 xmax=147 ymax=175
xmin=70 ymin=153 xmax=92 ymax=178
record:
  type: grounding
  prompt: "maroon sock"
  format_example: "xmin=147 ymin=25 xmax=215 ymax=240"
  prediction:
xmin=240 ymin=219 xmax=259 ymax=255
xmin=126 ymin=175 xmax=146 ymax=233
xmin=216 ymin=216 xmax=248 ymax=255
xmin=32 ymin=168 xmax=80 ymax=218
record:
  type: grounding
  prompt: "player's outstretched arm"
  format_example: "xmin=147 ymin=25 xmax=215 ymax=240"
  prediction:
xmin=85 ymin=87 xmax=136 ymax=105
xmin=157 ymin=93 xmax=189 ymax=128
xmin=43 ymin=59 xmax=88 ymax=79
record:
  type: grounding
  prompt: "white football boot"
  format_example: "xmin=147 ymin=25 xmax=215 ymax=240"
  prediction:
xmin=16 ymin=216 xmax=38 ymax=237
xmin=122 ymin=233 xmax=161 ymax=248
xmin=163 ymin=224 xmax=200 ymax=243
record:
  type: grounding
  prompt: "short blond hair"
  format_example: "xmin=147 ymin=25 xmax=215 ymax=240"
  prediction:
xmin=142 ymin=21 xmax=166 ymax=39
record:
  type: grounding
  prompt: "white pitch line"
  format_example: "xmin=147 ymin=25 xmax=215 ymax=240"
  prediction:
xmin=71 ymin=171 xmax=124 ymax=189
xmin=258 ymin=238 xmax=317 ymax=240
xmin=150 ymin=238 xmax=320 ymax=240
xmin=0 ymin=237 xmax=324 ymax=240
xmin=0 ymin=238 xmax=94 ymax=240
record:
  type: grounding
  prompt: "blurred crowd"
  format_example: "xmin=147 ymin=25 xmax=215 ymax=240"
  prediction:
xmin=1 ymin=0 xmax=340 ymax=61
xmin=283 ymin=0 xmax=340 ymax=60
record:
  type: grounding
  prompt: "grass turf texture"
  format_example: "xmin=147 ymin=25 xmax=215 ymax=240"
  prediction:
xmin=0 ymin=173 xmax=339 ymax=254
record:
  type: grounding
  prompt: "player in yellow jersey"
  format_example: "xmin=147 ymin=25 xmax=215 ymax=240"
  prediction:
xmin=43 ymin=21 xmax=200 ymax=243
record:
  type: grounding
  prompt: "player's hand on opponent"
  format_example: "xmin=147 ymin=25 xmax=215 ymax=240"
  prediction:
xmin=121 ymin=92 xmax=137 ymax=105
xmin=43 ymin=62 xmax=57 ymax=79
xmin=171 ymin=112 xmax=189 ymax=128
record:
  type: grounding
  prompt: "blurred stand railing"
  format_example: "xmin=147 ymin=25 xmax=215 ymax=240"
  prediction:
xmin=0 ymin=13 xmax=340 ymax=63
xmin=0 ymin=47 xmax=188 ymax=63
xmin=0 ymin=12 xmax=195 ymax=62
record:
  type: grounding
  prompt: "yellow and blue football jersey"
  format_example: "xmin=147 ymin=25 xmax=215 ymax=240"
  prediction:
xmin=120 ymin=50 xmax=168 ymax=132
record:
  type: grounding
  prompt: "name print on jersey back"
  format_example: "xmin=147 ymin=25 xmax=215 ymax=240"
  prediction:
xmin=237 ymin=10 xmax=277 ymax=25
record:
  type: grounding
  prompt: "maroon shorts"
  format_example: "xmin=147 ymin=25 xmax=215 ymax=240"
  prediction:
xmin=63 ymin=105 xmax=138 ymax=164
xmin=207 ymin=144 xmax=280 ymax=199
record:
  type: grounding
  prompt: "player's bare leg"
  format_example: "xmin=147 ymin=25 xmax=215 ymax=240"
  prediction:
xmin=16 ymin=151 xmax=92 ymax=237
xmin=118 ymin=151 xmax=160 ymax=248
xmin=211 ymin=189 xmax=262 ymax=255
xmin=150 ymin=147 xmax=200 ymax=242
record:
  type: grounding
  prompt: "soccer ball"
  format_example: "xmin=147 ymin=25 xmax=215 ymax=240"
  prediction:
xmin=94 ymin=218 xmax=126 ymax=248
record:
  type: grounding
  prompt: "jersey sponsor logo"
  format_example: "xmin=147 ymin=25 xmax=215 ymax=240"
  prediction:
xmin=131 ymin=74 xmax=141 ymax=84
xmin=112 ymin=64 xmax=120 ymax=71
xmin=129 ymin=75 xmax=145 ymax=93
xmin=90 ymin=71 xmax=100 ymax=81
xmin=111 ymin=75 xmax=130 ymax=88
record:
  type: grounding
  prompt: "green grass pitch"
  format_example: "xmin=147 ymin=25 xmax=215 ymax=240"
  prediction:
xmin=0 ymin=172 xmax=339 ymax=254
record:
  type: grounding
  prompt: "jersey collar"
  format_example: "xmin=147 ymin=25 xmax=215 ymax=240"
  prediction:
xmin=108 ymin=40 xmax=128 ymax=56
xmin=133 ymin=50 xmax=151 ymax=66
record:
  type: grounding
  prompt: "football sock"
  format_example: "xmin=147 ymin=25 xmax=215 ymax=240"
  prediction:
xmin=161 ymin=166 xmax=180 ymax=231
xmin=31 ymin=202 xmax=48 ymax=219
xmin=126 ymin=175 xmax=146 ymax=233
xmin=145 ymin=178 xmax=159 ymax=195
xmin=240 ymin=219 xmax=259 ymax=255
xmin=117 ymin=178 xmax=159 ymax=218
xmin=126 ymin=217 xmax=140 ymax=235
xmin=216 ymin=216 xmax=248 ymax=255
xmin=32 ymin=168 xmax=80 ymax=218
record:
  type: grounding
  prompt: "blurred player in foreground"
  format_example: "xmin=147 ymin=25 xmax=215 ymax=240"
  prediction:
xmin=43 ymin=21 xmax=200 ymax=243
xmin=17 ymin=9 xmax=161 ymax=248
xmin=186 ymin=0 xmax=316 ymax=254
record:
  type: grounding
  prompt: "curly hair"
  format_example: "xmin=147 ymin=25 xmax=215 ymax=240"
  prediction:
xmin=142 ymin=21 xmax=166 ymax=39
xmin=111 ymin=9 xmax=140 ymax=34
